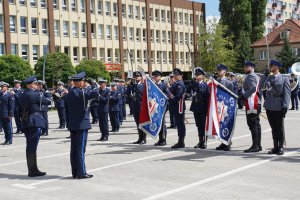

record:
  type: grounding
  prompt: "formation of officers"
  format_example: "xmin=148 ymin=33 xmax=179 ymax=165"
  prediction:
xmin=0 ymin=58 xmax=291 ymax=179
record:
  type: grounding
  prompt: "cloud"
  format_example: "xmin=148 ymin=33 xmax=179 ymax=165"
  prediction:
xmin=206 ymin=16 xmax=220 ymax=24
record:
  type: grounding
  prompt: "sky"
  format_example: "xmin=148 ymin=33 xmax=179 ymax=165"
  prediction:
xmin=195 ymin=0 xmax=220 ymax=17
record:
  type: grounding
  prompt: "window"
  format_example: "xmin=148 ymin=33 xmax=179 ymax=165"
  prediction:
xmin=21 ymin=45 xmax=28 ymax=60
xmin=130 ymin=50 xmax=135 ymax=63
xmin=0 ymin=44 xmax=4 ymax=56
xmin=11 ymin=44 xmax=17 ymax=55
xmin=185 ymin=52 xmax=189 ymax=64
xmin=43 ymin=45 xmax=48 ymax=55
xmin=143 ymin=29 xmax=146 ymax=42
xmin=122 ymin=4 xmax=126 ymax=17
xmin=128 ymin=5 xmax=133 ymax=18
xmin=150 ymin=8 xmax=153 ymax=20
xmin=143 ymin=50 xmax=147 ymax=63
xmin=91 ymin=24 xmax=96 ymax=38
xmin=129 ymin=27 xmax=134 ymax=41
xmin=185 ymin=33 xmax=189 ymax=44
xmin=32 ymin=45 xmax=39 ymax=61
xmin=20 ymin=16 xmax=27 ymax=33
xmin=9 ymin=0 xmax=15 ymax=4
xmin=179 ymin=13 xmax=183 ymax=24
xmin=106 ymin=25 xmax=111 ymax=39
xmin=115 ymin=49 xmax=119 ymax=62
xmin=82 ymin=47 xmax=87 ymax=59
xmin=174 ymin=12 xmax=177 ymax=24
xmin=180 ymin=52 xmax=184 ymax=64
xmin=19 ymin=0 xmax=26 ymax=6
xmin=72 ymin=22 xmax=78 ymax=37
xmin=42 ymin=19 xmax=48 ymax=34
xmin=179 ymin=32 xmax=183 ymax=44
xmin=156 ymin=30 xmax=160 ymax=42
xmin=168 ymin=31 xmax=171 ymax=43
xmin=113 ymin=3 xmax=117 ymax=16
xmin=62 ymin=0 xmax=68 ymax=11
xmin=136 ymin=28 xmax=140 ymax=41
xmin=80 ymin=0 xmax=85 ymax=12
xmin=260 ymin=51 xmax=267 ymax=60
xmin=64 ymin=46 xmax=70 ymax=55
xmin=30 ymin=0 xmax=36 ymax=7
xmin=71 ymin=0 xmax=76 ymax=11
xmin=122 ymin=27 xmax=127 ymax=39
xmin=0 ymin=15 xmax=3 ymax=32
xmin=114 ymin=26 xmax=118 ymax=39
xmin=175 ymin=32 xmax=178 ymax=44
xmin=185 ymin=13 xmax=189 ymax=25
xmin=156 ymin=51 xmax=161 ymax=63
xmin=135 ymin=6 xmax=140 ymax=19
xmin=81 ymin=23 xmax=86 ymax=37
xmin=150 ymin=29 xmax=154 ymax=42
xmin=169 ymin=52 xmax=172 ymax=63
xmin=107 ymin=49 xmax=112 ymax=62
xmin=98 ymin=0 xmax=103 ymax=14
xmin=190 ymin=33 xmax=193 ymax=45
xmin=141 ymin=7 xmax=145 ymax=20
xmin=161 ymin=10 xmax=165 ymax=22
xmin=55 ymin=46 xmax=61 ymax=52
xmin=105 ymin=1 xmax=111 ymax=16
xmin=41 ymin=0 xmax=47 ymax=8
xmin=137 ymin=50 xmax=141 ymax=63
xmin=10 ymin=16 xmax=16 ymax=32
xmin=98 ymin=24 xmax=103 ymax=39
xmin=190 ymin=14 xmax=193 ymax=26
xmin=162 ymin=31 xmax=166 ymax=43
xmin=162 ymin=51 xmax=167 ymax=63
xmin=54 ymin=20 xmax=59 ymax=35
xmin=63 ymin=21 xmax=69 ymax=36
xmin=73 ymin=47 xmax=78 ymax=62
xmin=167 ymin=11 xmax=171 ymax=23
xmin=53 ymin=0 xmax=58 ymax=9
xmin=99 ymin=48 xmax=105 ymax=61
xmin=90 ymin=0 xmax=95 ymax=13
xmin=155 ymin=9 xmax=160 ymax=22
xmin=92 ymin=48 xmax=96 ymax=59
xmin=293 ymin=48 xmax=300 ymax=56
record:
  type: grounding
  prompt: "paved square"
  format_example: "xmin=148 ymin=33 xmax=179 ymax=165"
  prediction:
xmin=0 ymin=104 xmax=299 ymax=200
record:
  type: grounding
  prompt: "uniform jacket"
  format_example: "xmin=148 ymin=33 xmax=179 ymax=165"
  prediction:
xmin=217 ymin=78 xmax=234 ymax=93
xmin=19 ymin=89 xmax=51 ymax=129
xmin=109 ymin=90 xmax=121 ymax=112
xmin=97 ymin=88 xmax=110 ymax=113
xmin=13 ymin=87 xmax=23 ymax=112
xmin=169 ymin=80 xmax=186 ymax=112
xmin=261 ymin=74 xmax=291 ymax=111
xmin=128 ymin=81 xmax=144 ymax=113
xmin=0 ymin=91 xmax=15 ymax=118
xmin=53 ymin=89 xmax=65 ymax=108
xmin=187 ymin=81 xmax=209 ymax=113
xmin=242 ymin=72 xmax=261 ymax=114
xmin=39 ymin=89 xmax=52 ymax=112
xmin=65 ymin=87 xmax=99 ymax=131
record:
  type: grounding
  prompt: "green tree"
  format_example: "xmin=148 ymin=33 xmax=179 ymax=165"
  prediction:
xmin=75 ymin=59 xmax=110 ymax=81
xmin=0 ymin=55 xmax=34 ymax=85
xmin=276 ymin=38 xmax=300 ymax=72
xmin=197 ymin=18 xmax=237 ymax=73
xmin=251 ymin=0 xmax=267 ymax=43
xmin=34 ymin=52 xmax=75 ymax=87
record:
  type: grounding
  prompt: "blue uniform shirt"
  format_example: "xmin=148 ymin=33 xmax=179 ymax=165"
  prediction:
xmin=169 ymin=80 xmax=186 ymax=111
xmin=97 ymin=88 xmax=110 ymax=113
xmin=109 ymin=90 xmax=121 ymax=112
xmin=0 ymin=91 xmax=15 ymax=118
xmin=188 ymin=81 xmax=209 ymax=113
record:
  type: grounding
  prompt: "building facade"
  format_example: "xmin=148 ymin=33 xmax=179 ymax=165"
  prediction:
xmin=0 ymin=0 xmax=205 ymax=78
xmin=265 ymin=0 xmax=300 ymax=34
xmin=252 ymin=19 xmax=300 ymax=71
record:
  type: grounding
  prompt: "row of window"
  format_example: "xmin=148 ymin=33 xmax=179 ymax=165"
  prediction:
xmin=259 ymin=48 xmax=300 ymax=60
xmin=7 ymin=0 xmax=201 ymax=26
xmin=0 ymin=43 xmax=194 ymax=65
xmin=4 ymin=15 xmax=195 ymax=45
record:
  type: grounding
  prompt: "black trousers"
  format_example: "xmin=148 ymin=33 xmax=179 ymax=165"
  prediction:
xmin=266 ymin=110 xmax=285 ymax=148
xmin=1 ymin=118 xmax=13 ymax=143
xmin=246 ymin=113 xmax=262 ymax=147
xmin=174 ymin=109 xmax=186 ymax=138
xmin=193 ymin=112 xmax=206 ymax=137
xmin=14 ymin=109 xmax=22 ymax=132
xmin=24 ymin=127 xmax=41 ymax=153
xmin=90 ymin=106 xmax=98 ymax=122
xmin=169 ymin=107 xmax=176 ymax=127
xmin=57 ymin=107 xmax=66 ymax=126
xmin=42 ymin=111 xmax=48 ymax=134
xmin=109 ymin=111 xmax=120 ymax=131
xmin=98 ymin=112 xmax=109 ymax=138
xmin=158 ymin=114 xmax=167 ymax=139
xmin=291 ymin=93 xmax=299 ymax=109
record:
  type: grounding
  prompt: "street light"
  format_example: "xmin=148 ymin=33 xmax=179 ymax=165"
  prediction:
xmin=265 ymin=12 xmax=272 ymax=66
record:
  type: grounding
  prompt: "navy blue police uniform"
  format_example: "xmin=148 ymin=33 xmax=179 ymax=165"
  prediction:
xmin=19 ymin=75 xmax=52 ymax=177
xmin=169 ymin=68 xmax=186 ymax=149
xmin=97 ymin=80 xmax=110 ymax=141
xmin=290 ymin=75 xmax=299 ymax=110
xmin=152 ymin=70 xmax=169 ymax=146
xmin=38 ymin=81 xmax=52 ymax=136
xmin=168 ymin=74 xmax=176 ymax=129
xmin=90 ymin=84 xmax=99 ymax=124
xmin=129 ymin=71 xmax=147 ymax=144
xmin=109 ymin=83 xmax=121 ymax=132
xmin=53 ymin=82 xmax=66 ymax=128
xmin=0 ymin=82 xmax=15 ymax=145
xmin=65 ymin=72 xmax=99 ymax=179
xmin=13 ymin=80 xmax=24 ymax=134
xmin=118 ymin=81 xmax=126 ymax=125
xmin=187 ymin=67 xmax=209 ymax=149
xmin=120 ymin=80 xmax=127 ymax=120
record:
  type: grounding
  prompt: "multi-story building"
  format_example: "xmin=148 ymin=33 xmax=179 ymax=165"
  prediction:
xmin=0 ymin=0 xmax=205 ymax=78
xmin=265 ymin=0 xmax=300 ymax=34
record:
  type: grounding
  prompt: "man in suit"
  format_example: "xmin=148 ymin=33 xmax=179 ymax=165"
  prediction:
xmin=187 ymin=67 xmax=210 ymax=149
xmin=19 ymin=75 xmax=52 ymax=177
xmin=13 ymin=80 xmax=24 ymax=134
xmin=241 ymin=61 xmax=262 ymax=153
xmin=65 ymin=72 xmax=99 ymax=179
xmin=152 ymin=70 xmax=169 ymax=146
xmin=215 ymin=64 xmax=234 ymax=151
xmin=0 ymin=82 xmax=15 ymax=145
xmin=97 ymin=80 xmax=110 ymax=141
xmin=261 ymin=59 xmax=291 ymax=155
xmin=109 ymin=83 xmax=121 ymax=133
xmin=53 ymin=82 xmax=66 ymax=129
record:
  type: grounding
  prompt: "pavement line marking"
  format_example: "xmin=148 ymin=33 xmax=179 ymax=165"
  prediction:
xmin=142 ymin=149 xmax=300 ymax=200
xmin=10 ymin=129 xmax=269 ymax=189
xmin=0 ymin=127 xmax=137 ymax=150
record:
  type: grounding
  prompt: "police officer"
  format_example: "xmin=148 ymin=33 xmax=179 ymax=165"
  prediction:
xmin=64 ymin=77 xmax=74 ymax=139
xmin=53 ymin=81 xmax=66 ymax=129
xmin=115 ymin=79 xmax=125 ymax=125
xmin=187 ymin=67 xmax=209 ymax=149
xmin=13 ymin=80 xmax=24 ymax=134
xmin=19 ymin=75 xmax=51 ymax=177
xmin=167 ymin=73 xmax=177 ymax=129
xmin=228 ymin=72 xmax=238 ymax=95
xmin=169 ymin=68 xmax=186 ymax=149
xmin=0 ymin=82 xmax=15 ymax=145
xmin=215 ymin=64 xmax=234 ymax=151
xmin=289 ymin=73 xmax=299 ymax=110
xmin=261 ymin=59 xmax=291 ymax=155
xmin=120 ymin=80 xmax=127 ymax=120
xmin=97 ymin=80 xmax=110 ymax=141
xmin=152 ymin=70 xmax=168 ymax=146
xmin=90 ymin=85 xmax=99 ymax=124
xmin=37 ymin=81 xmax=52 ymax=136
xmin=109 ymin=82 xmax=121 ymax=133
xmin=241 ymin=61 xmax=262 ymax=153
xmin=129 ymin=71 xmax=147 ymax=145
xmin=65 ymin=72 xmax=99 ymax=179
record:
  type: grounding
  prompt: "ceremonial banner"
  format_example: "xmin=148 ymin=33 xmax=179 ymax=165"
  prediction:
xmin=139 ymin=76 xmax=168 ymax=138
xmin=205 ymin=78 xmax=238 ymax=145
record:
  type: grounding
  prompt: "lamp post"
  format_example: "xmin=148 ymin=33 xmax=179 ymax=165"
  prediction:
xmin=265 ymin=13 xmax=272 ymax=66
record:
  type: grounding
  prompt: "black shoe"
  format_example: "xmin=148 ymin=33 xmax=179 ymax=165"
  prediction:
xmin=259 ymin=146 xmax=263 ymax=151
xmin=277 ymin=148 xmax=284 ymax=155
xmin=216 ymin=143 xmax=226 ymax=150
xmin=223 ymin=144 xmax=231 ymax=151
xmin=2 ymin=141 xmax=10 ymax=145
xmin=91 ymin=121 xmax=98 ymax=124
xmin=14 ymin=131 xmax=21 ymax=134
xmin=155 ymin=140 xmax=167 ymax=146
xmin=72 ymin=175 xmax=77 ymax=179
xmin=99 ymin=138 xmax=108 ymax=142
xmin=244 ymin=145 xmax=260 ymax=153
xmin=268 ymin=148 xmax=279 ymax=154
xmin=77 ymin=174 xmax=93 ymax=179
xmin=113 ymin=130 xmax=119 ymax=133
xmin=109 ymin=130 xmax=115 ymax=132
xmin=28 ymin=170 xmax=46 ymax=177
xmin=167 ymin=125 xmax=176 ymax=129
xmin=133 ymin=140 xmax=142 ymax=144
xmin=289 ymin=108 xmax=295 ymax=110
xmin=171 ymin=142 xmax=185 ymax=149
xmin=66 ymin=136 xmax=71 ymax=139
